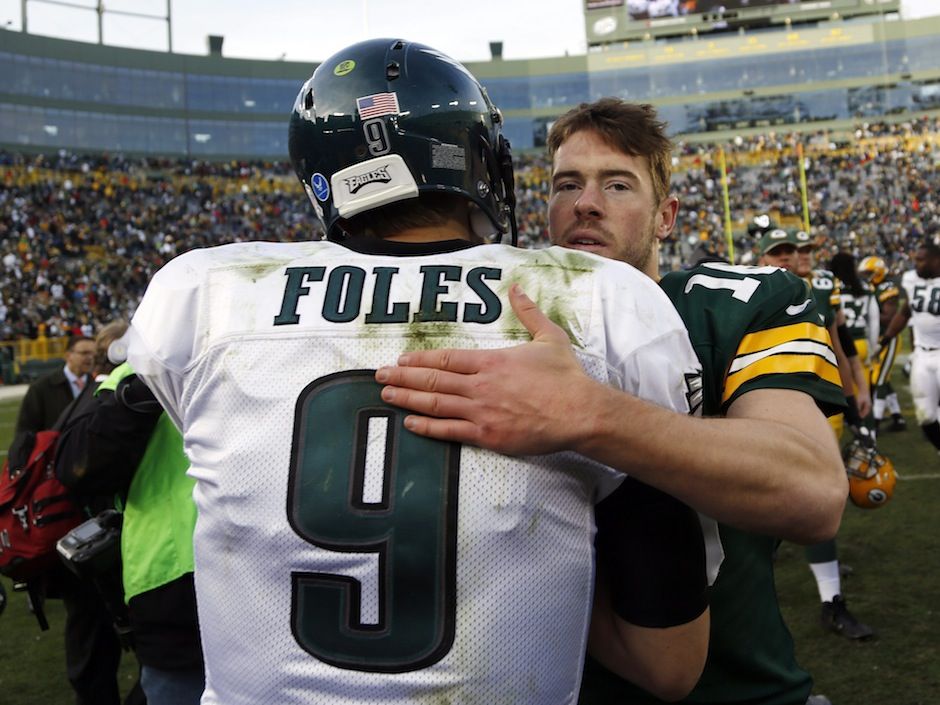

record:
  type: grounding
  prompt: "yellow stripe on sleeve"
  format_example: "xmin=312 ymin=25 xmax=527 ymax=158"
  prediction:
xmin=724 ymin=321 xmax=840 ymax=403
xmin=722 ymin=353 xmax=843 ymax=404
xmin=736 ymin=322 xmax=832 ymax=358
xmin=878 ymin=287 xmax=899 ymax=303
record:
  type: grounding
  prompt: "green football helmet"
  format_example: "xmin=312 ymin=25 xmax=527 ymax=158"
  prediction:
xmin=288 ymin=38 xmax=517 ymax=244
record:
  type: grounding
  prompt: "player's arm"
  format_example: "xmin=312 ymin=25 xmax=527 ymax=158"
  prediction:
xmin=879 ymin=296 xmax=899 ymax=331
xmin=878 ymin=288 xmax=900 ymax=331
xmin=587 ymin=479 xmax=709 ymax=702
xmin=879 ymin=301 xmax=912 ymax=344
xmin=832 ymin=314 xmax=871 ymax=418
xmin=377 ymin=286 xmax=846 ymax=544
xmin=125 ymin=252 xmax=205 ymax=429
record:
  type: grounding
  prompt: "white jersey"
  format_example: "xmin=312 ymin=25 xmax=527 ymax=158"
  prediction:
xmin=901 ymin=270 xmax=940 ymax=349
xmin=127 ymin=239 xmax=700 ymax=705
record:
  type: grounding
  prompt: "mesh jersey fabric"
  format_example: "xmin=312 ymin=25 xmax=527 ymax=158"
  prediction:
xmin=127 ymin=239 xmax=701 ymax=705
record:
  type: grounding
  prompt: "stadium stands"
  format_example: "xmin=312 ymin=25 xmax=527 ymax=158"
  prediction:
xmin=1 ymin=114 xmax=937 ymax=351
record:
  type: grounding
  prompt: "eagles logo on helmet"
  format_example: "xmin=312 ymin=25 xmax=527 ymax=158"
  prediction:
xmin=843 ymin=438 xmax=897 ymax=509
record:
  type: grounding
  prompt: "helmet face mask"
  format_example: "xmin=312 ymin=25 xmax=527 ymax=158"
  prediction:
xmin=844 ymin=439 xmax=897 ymax=509
xmin=288 ymin=38 xmax=517 ymax=244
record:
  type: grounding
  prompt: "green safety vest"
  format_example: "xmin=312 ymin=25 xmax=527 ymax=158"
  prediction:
xmin=99 ymin=362 xmax=196 ymax=602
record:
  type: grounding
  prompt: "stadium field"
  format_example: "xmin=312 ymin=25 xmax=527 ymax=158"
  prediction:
xmin=0 ymin=379 xmax=938 ymax=704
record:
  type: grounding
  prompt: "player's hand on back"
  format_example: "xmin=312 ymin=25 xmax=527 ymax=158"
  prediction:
xmin=376 ymin=284 xmax=602 ymax=455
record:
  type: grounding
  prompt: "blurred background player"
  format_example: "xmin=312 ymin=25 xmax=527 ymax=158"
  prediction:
xmin=761 ymin=228 xmax=875 ymax=641
xmin=124 ymin=40 xmax=710 ymax=704
xmin=879 ymin=239 xmax=940 ymax=454
xmin=828 ymin=251 xmax=880 ymax=434
xmin=858 ymin=256 xmax=907 ymax=432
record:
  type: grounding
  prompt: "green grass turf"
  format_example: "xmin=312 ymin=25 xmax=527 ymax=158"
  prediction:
xmin=0 ymin=375 xmax=938 ymax=704
xmin=774 ymin=376 xmax=940 ymax=704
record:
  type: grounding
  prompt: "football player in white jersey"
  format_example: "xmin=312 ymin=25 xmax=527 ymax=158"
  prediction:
xmin=126 ymin=40 xmax=710 ymax=705
xmin=880 ymin=239 xmax=940 ymax=452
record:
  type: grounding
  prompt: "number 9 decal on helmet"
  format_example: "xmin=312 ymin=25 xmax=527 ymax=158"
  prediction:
xmin=288 ymin=38 xmax=517 ymax=245
xmin=843 ymin=439 xmax=897 ymax=509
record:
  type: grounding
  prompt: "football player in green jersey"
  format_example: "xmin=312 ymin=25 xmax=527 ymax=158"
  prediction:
xmin=376 ymin=98 xmax=848 ymax=705
xmin=765 ymin=232 xmax=876 ymax=642
xmin=858 ymin=256 xmax=907 ymax=431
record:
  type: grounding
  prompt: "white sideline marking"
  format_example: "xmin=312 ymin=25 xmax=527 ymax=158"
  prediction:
xmin=897 ymin=473 xmax=940 ymax=481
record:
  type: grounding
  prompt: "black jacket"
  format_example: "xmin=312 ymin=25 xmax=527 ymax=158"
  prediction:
xmin=15 ymin=368 xmax=88 ymax=434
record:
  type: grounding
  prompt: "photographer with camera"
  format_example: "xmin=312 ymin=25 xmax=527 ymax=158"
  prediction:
xmin=55 ymin=327 xmax=203 ymax=705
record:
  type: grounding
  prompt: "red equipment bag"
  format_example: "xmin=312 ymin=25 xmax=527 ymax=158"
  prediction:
xmin=0 ymin=430 xmax=83 ymax=582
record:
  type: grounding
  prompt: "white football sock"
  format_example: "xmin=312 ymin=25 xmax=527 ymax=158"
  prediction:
xmin=810 ymin=560 xmax=842 ymax=603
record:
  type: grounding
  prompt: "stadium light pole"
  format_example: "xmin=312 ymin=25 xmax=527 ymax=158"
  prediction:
xmin=20 ymin=0 xmax=172 ymax=51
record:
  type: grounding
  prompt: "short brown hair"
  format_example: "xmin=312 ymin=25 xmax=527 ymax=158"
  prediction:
xmin=547 ymin=99 xmax=673 ymax=205
xmin=345 ymin=192 xmax=467 ymax=239
xmin=66 ymin=335 xmax=94 ymax=352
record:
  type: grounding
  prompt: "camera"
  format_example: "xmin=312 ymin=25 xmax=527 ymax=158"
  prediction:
xmin=57 ymin=510 xmax=134 ymax=649
xmin=57 ymin=510 xmax=122 ymax=579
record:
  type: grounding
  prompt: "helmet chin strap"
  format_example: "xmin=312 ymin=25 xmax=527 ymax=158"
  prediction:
xmin=497 ymin=135 xmax=519 ymax=246
xmin=469 ymin=207 xmax=498 ymax=242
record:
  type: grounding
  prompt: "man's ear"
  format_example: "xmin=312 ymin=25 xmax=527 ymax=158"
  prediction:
xmin=656 ymin=195 xmax=680 ymax=242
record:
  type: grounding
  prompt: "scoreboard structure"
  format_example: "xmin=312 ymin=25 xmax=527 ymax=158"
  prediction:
xmin=1 ymin=4 xmax=937 ymax=157
xmin=585 ymin=0 xmax=901 ymax=45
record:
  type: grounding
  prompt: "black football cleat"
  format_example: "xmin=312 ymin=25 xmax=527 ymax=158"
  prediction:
xmin=820 ymin=595 xmax=875 ymax=640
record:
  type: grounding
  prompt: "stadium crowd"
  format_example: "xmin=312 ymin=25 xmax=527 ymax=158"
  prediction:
xmin=1 ymin=115 xmax=938 ymax=343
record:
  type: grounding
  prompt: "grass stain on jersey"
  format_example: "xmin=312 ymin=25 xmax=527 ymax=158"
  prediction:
xmin=232 ymin=260 xmax=291 ymax=283
xmin=507 ymin=252 xmax=594 ymax=347
xmin=402 ymin=321 xmax=465 ymax=352
xmin=501 ymin=276 xmax=581 ymax=347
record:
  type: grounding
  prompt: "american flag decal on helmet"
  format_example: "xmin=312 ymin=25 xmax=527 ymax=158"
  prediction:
xmin=356 ymin=92 xmax=400 ymax=119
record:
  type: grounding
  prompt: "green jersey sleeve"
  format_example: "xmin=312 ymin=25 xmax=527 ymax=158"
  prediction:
xmin=876 ymin=278 xmax=900 ymax=305
xmin=661 ymin=264 xmax=845 ymax=417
